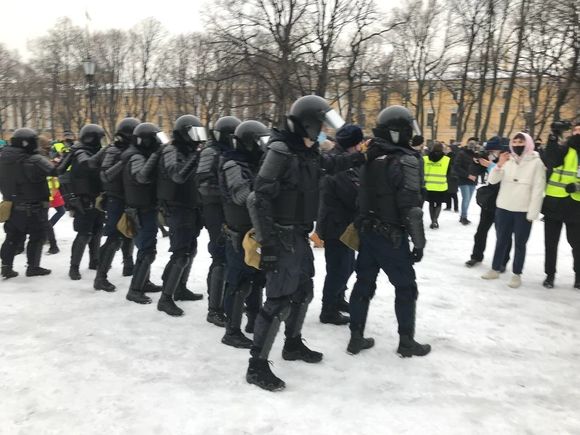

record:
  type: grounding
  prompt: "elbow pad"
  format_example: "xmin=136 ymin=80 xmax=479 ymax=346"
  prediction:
xmin=405 ymin=207 xmax=426 ymax=250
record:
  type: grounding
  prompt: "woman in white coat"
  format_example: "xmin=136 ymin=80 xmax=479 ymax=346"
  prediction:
xmin=481 ymin=132 xmax=546 ymax=288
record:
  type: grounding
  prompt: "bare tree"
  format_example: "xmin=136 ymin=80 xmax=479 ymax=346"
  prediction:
xmin=0 ymin=44 xmax=21 ymax=139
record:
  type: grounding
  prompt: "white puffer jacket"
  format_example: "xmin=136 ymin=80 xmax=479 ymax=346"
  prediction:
xmin=488 ymin=132 xmax=546 ymax=221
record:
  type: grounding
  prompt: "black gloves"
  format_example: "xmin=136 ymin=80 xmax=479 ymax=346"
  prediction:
xmin=366 ymin=143 xmax=385 ymax=162
xmin=411 ymin=247 xmax=423 ymax=263
xmin=565 ymin=183 xmax=578 ymax=194
xmin=260 ymin=244 xmax=279 ymax=272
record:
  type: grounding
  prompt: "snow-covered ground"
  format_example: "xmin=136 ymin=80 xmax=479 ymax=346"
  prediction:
xmin=1 ymin=203 xmax=579 ymax=435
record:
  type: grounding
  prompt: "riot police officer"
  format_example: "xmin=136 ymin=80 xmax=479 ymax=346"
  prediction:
xmin=122 ymin=123 xmax=167 ymax=304
xmin=219 ymin=120 xmax=270 ymax=348
xmin=0 ymin=128 xmax=56 ymax=278
xmin=94 ymin=118 xmax=141 ymax=292
xmin=67 ymin=124 xmax=107 ymax=281
xmin=347 ymin=105 xmax=431 ymax=358
xmin=156 ymin=115 xmax=206 ymax=316
xmin=196 ymin=115 xmax=241 ymax=326
xmin=246 ymin=95 xmax=365 ymax=391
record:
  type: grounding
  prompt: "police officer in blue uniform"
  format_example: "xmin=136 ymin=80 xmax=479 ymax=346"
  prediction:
xmin=347 ymin=106 xmax=431 ymax=358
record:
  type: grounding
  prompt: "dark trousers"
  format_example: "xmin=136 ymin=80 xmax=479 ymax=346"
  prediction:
xmin=492 ymin=208 xmax=532 ymax=275
xmin=350 ymin=229 xmax=418 ymax=336
xmin=321 ymin=238 xmax=354 ymax=311
xmin=253 ymin=232 xmax=315 ymax=351
xmin=224 ymin=236 xmax=264 ymax=317
xmin=202 ymin=203 xmax=227 ymax=293
xmin=102 ymin=196 xmax=125 ymax=238
xmin=544 ymin=217 xmax=580 ymax=276
xmin=166 ymin=207 xmax=201 ymax=258
xmin=1 ymin=206 xmax=49 ymax=267
xmin=49 ymin=206 xmax=66 ymax=227
xmin=446 ymin=193 xmax=458 ymax=211
xmin=471 ymin=207 xmax=511 ymax=265
xmin=133 ymin=209 xmax=158 ymax=260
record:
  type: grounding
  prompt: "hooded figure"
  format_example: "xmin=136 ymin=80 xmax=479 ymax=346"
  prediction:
xmin=481 ymin=131 xmax=546 ymax=288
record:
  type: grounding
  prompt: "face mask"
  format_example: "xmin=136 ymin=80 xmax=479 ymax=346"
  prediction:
xmin=513 ymin=146 xmax=525 ymax=156
xmin=317 ymin=132 xmax=327 ymax=143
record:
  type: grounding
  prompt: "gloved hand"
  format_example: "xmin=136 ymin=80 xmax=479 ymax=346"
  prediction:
xmin=260 ymin=244 xmax=279 ymax=272
xmin=565 ymin=183 xmax=578 ymax=194
xmin=411 ymin=247 xmax=423 ymax=264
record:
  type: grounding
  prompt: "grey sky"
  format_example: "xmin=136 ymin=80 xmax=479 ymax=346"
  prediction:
xmin=1 ymin=0 xmax=398 ymax=59
xmin=1 ymin=0 xmax=206 ymax=58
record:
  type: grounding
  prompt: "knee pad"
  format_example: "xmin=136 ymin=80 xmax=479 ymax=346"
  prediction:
xmin=261 ymin=296 xmax=291 ymax=323
xmin=290 ymin=280 xmax=314 ymax=305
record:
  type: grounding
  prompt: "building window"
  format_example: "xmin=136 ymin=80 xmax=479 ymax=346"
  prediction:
xmin=451 ymin=89 xmax=459 ymax=101
xmin=158 ymin=115 xmax=163 ymax=129
xmin=502 ymin=87 xmax=509 ymax=99
xmin=450 ymin=112 xmax=458 ymax=127
xmin=429 ymin=90 xmax=435 ymax=101
xmin=525 ymin=112 xmax=533 ymax=129
xmin=427 ymin=112 xmax=435 ymax=127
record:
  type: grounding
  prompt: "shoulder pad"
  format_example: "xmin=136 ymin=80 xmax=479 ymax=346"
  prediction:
xmin=400 ymin=154 xmax=420 ymax=168
xmin=223 ymin=160 xmax=238 ymax=171
xmin=268 ymin=141 xmax=292 ymax=155
xmin=200 ymin=147 xmax=218 ymax=158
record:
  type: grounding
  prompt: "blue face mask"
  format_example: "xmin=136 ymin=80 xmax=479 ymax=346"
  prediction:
xmin=317 ymin=132 xmax=327 ymax=143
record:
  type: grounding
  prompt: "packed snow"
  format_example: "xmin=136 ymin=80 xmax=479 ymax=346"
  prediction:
xmin=1 ymin=203 xmax=579 ymax=435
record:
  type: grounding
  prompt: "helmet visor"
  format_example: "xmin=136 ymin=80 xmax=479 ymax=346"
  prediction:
xmin=412 ymin=120 xmax=422 ymax=137
xmin=324 ymin=109 xmax=345 ymax=129
xmin=156 ymin=132 xmax=170 ymax=145
xmin=188 ymin=126 xmax=208 ymax=142
xmin=259 ymin=136 xmax=270 ymax=147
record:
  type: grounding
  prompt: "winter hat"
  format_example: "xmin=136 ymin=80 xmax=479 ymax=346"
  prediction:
xmin=411 ymin=135 xmax=424 ymax=147
xmin=335 ymin=124 xmax=363 ymax=150
xmin=484 ymin=136 xmax=509 ymax=152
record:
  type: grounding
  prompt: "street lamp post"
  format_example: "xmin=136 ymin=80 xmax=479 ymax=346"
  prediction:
xmin=83 ymin=57 xmax=96 ymax=124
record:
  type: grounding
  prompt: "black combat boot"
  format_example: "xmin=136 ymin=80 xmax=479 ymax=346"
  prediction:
xmin=245 ymin=311 xmax=257 ymax=334
xmin=319 ymin=308 xmax=350 ymax=325
xmin=93 ymin=238 xmax=120 ymax=292
xmin=1 ymin=265 xmax=18 ymax=279
xmin=543 ymin=274 xmax=555 ymax=289
xmin=93 ymin=276 xmax=116 ymax=292
xmin=174 ymin=287 xmax=203 ymax=301
xmin=246 ymin=358 xmax=285 ymax=392
xmin=222 ymin=327 xmax=253 ymax=349
xmin=126 ymin=254 xmax=153 ymax=304
xmin=157 ymin=293 xmax=184 ymax=316
xmin=347 ymin=330 xmax=375 ymax=355
xmin=336 ymin=298 xmax=350 ymax=313
xmin=143 ymin=280 xmax=162 ymax=293
xmin=26 ymin=267 xmax=51 ymax=277
xmin=69 ymin=266 xmax=81 ymax=281
xmin=465 ymin=258 xmax=480 ymax=268
xmin=282 ymin=335 xmax=323 ymax=363
xmin=397 ymin=335 xmax=431 ymax=357
xmin=207 ymin=309 xmax=226 ymax=327
xmin=574 ymin=275 xmax=579 ymax=290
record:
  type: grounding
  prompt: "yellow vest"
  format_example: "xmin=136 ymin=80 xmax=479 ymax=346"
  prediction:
xmin=546 ymin=148 xmax=580 ymax=201
xmin=423 ymin=155 xmax=450 ymax=192
xmin=47 ymin=176 xmax=60 ymax=201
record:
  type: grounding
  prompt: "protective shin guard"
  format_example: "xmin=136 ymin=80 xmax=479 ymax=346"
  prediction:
xmin=228 ymin=281 xmax=252 ymax=331
xmin=121 ymin=238 xmax=134 ymax=276
xmin=70 ymin=234 xmax=91 ymax=268
xmin=96 ymin=237 xmax=122 ymax=278
xmin=208 ymin=264 xmax=225 ymax=311
xmin=285 ymin=286 xmax=314 ymax=339
xmin=254 ymin=304 xmax=291 ymax=360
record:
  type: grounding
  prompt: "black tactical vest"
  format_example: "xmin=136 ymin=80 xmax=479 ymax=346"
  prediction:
xmin=0 ymin=148 xmax=49 ymax=203
xmin=102 ymin=146 xmax=125 ymax=198
xmin=157 ymin=144 xmax=198 ymax=208
xmin=70 ymin=148 xmax=102 ymax=197
xmin=122 ymin=147 xmax=157 ymax=209
xmin=219 ymin=159 xmax=254 ymax=232
xmin=272 ymin=146 xmax=321 ymax=226
xmin=358 ymin=155 xmax=401 ymax=225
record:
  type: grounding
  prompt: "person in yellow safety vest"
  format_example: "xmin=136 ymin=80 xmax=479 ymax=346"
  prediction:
xmin=423 ymin=142 xmax=451 ymax=229
xmin=49 ymin=130 xmax=75 ymax=160
xmin=46 ymin=175 xmax=66 ymax=254
xmin=541 ymin=122 xmax=580 ymax=289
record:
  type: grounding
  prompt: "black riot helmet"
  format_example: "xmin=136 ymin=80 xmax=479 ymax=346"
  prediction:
xmin=373 ymin=105 xmax=421 ymax=146
xmin=133 ymin=122 xmax=169 ymax=150
xmin=286 ymin=95 xmax=345 ymax=141
xmin=173 ymin=114 xmax=207 ymax=145
xmin=11 ymin=128 xmax=39 ymax=153
xmin=79 ymin=124 xmax=106 ymax=148
xmin=212 ymin=116 xmax=241 ymax=145
xmin=115 ymin=117 xmax=141 ymax=143
xmin=233 ymin=120 xmax=270 ymax=154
